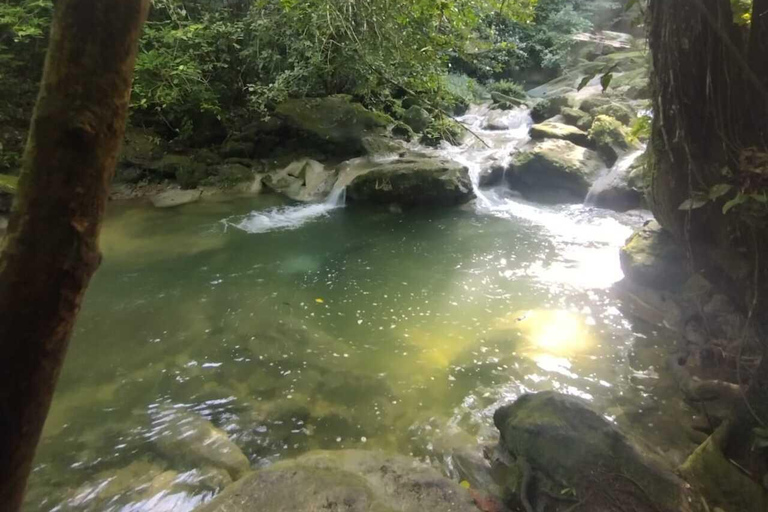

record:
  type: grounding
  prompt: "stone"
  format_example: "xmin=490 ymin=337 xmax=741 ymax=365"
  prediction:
xmin=507 ymin=139 xmax=604 ymax=203
xmin=531 ymin=95 xmax=571 ymax=123
xmin=494 ymin=391 xmax=700 ymax=512
xmin=620 ymin=220 xmax=689 ymax=289
xmin=593 ymin=102 xmax=636 ymax=125
xmin=347 ymin=156 xmax=473 ymax=207
xmin=589 ymin=114 xmax=632 ymax=165
xmin=195 ymin=450 xmax=479 ymax=512
xmin=264 ymin=158 xmax=337 ymax=203
xmin=151 ymin=189 xmax=203 ymax=208
xmin=530 ymin=121 xmax=591 ymax=147
xmin=403 ymin=105 xmax=432 ymax=133
xmin=578 ymin=96 xmax=613 ymax=114
xmin=560 ymin=107 xmax=593 ymax=131
xmin=219 ymin=141 xmax=255 ymax=159
xmin=275 ymin=95 xmax=393 ymax=156
xmin=152 ymin=407 xmax=251 ymax=480
xmin=482 ymin=110 xmax=514 ymax=131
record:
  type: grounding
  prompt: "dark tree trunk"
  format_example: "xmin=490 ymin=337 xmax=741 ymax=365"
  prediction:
xmin=0 ymin=1 xmax=149 ymax=510
xmin=648 ymin=0 xmax=768 ymax=508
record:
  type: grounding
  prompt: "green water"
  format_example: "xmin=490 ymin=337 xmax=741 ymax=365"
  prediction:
xmin=25 ymin=195 xmax=693 ymax=511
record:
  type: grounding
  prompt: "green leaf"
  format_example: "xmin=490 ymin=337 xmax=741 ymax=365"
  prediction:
xmin=600 ymin=72 xmax=613 ymax=92
xmin=577 ymin=74 xmax=595 ymax=91
xmin=723 ymin=193 xmax=748 ymax=214
xmin=750 ymin=193 xmax=768 ymax=204
xmin=678 ymin=197 xmax=708 ymax=211
xmin=708 ymin=183 xmax=733 ymax=200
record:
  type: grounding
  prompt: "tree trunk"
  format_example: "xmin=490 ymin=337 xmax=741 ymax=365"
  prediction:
xmin=0 ymin=1 xmax=149 ymax=510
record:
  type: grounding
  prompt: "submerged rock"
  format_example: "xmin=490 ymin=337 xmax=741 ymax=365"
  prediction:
xmin=151 ymin=189 xmax=203 ymax=208
xmin=530 ymin=121 xmax=590 ymax=147
xmin=152 ymin=407 xmax=250 ymax=480
xmin=620 ymin=220 xmax=689 ymax=290
xmin=494 ymin=391 xmax=702 ymax=512
xmin=347 ymin=156 xmax=473 ymax=207
xmin=196 ymin=450 xmax=479 ymax=512
xmin=508 ymin=139 xmax=604 ymax=203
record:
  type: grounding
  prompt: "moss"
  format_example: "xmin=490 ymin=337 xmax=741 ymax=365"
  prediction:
xmin=589 ymin=115 xmax=630 ymax=150
xmin=560 ymin=107 xmax=592 ymax=131
xmin=0 ymin=174 xmax=19 ymax=195
xmin=593 ymin=103 xmax=635 ymax=125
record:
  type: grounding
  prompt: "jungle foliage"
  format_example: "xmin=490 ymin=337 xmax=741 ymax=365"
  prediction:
xmin=0 ymin=0 xmax=617 ymax=166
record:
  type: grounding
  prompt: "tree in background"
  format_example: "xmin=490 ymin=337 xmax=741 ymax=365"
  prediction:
xmin=0 ymin=1 xmax=149 ymax=510
xmin=648 ymin=0 xmax=768 ymax=508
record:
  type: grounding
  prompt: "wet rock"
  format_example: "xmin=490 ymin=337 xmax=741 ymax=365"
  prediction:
xmin=589 ymin=114 xmax=633 ymax=165
xmin=152 ymin=407 xmax=250 ymax=480
xmin=264 ymin=158 xmax=337 ymax=203
xmin=403 ymin=105 xmax=432 ymax=133
xmin=482 ymin=110 xmax=515 ymax=131
xmin=508 ymin=139 xmax=604 ymax=203
xmin=275 ymin=95 xmax=393 ymax=157
xmin=620 ymin=220 xmax=689 ymax=290
xmin=494 ymin=391 xmax=701 ymax=512
xmin=530 ymin=95 xmax=571 ymax=123
xmin=593 ymin=102 xmax=636 ymax=125
xmin=560 ymin=107 xmax=593 ymax=131
xmin=347 ymin=156 xmax=473 ymax=207
xmin=578 ymin=96 xmax=613 ymax=114
xmin=196 ymin=450 xmax=479 ymax=512
xmin=151 ymin=189 xmax=203 ymax=208
xmin=530 ymin=121 xmax=590 ymax=147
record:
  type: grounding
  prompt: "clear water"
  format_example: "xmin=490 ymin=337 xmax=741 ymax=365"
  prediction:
xmin=24 ymin=108 xmax=695 ymax=512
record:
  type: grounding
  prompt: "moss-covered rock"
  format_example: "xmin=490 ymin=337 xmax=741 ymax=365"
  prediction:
xmin=560 ymin=107 xmax=593 ymax=131
xmin=578 ymin=96 xmax=613 ymax=114
xmin=196 ymin=450 xmax=479 ymax=512
xmin=530 ymin=121 xmax=590 ymax=147
xmin=593 ymin=102 xmax=636 ymax=125
xmin=347 ymin=156 xmax=472 ymax=207
xmin=275 ymin=95 xmax=393 ymax=156
xmin=620 ymin=220 xmax=689 ymax=289
xmin=508 ymin=139 xmax=604 ymax=203
xmin=402 ymin=105 xmax=432 ymax=132
xmin=589 ymin=114 xmax=632 ymax=165
xmin=494 ymin=392 xmax=702 ymax=512
xmin=531 ymin=95 xmax=571 ymax=123
xmin=0 ymin=174 xmax=18 ymax=195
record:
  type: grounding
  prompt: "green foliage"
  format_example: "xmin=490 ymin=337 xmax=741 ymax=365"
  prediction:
xmin=488 ymin=80 xmax=527 ymax=99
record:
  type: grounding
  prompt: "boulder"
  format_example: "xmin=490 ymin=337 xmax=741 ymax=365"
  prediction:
xmin=578 ymin=96 xmax=613 ymax=114
xmin=494 ymin=391 xmax=701 ymax=512
xmin=589 ymin=114 xmax=632 ymax=165
xmin=347 ymin=156 xmax=473 ymax=207
xmin=508 ymin=139 xmax=604 ymax=203
xmin=152 ymin=407 xmax=250 ymax=480
xmin=0 ymin=173 xmax=18 ymax=213
xmin=560 ymin=107 xmax=593 ymax=131
xmin=275 ymin=95 xmax=393 ymax=156
xmin=150 ymin=189 xmax=202 ymax=208
xmin=530 ymin=121 xmax=591 ymax=147
xmin=531 ymin=95 xmax=571 ymax=122
xmin=195 ymin=450 xmax=479 ymax=512
xmin=587 ymin=151 xmax=647 ymax=212
xmin=593 ymin=102 xmax=636 ymax=125
xmin=264 ymin=158 xmax=337 ymax=203
xmin=403 ymin=105 xmax=432 ymax=133
xmin=620 ymin=220 xmax=689 ymax=289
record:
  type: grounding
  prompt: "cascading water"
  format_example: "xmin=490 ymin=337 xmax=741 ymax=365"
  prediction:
xmin=584 ymin=148 xmax=646 ymax=206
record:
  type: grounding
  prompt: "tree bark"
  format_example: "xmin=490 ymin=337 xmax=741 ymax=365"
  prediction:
xmin=0 ymin=1 xmax=149 ymax=510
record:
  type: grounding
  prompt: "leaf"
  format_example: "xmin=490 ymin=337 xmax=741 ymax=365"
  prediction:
xmin=600 ymin=72 xmax=613 ymax=92
xmin=750 ymin=193 xmax=768 ymax=204
xmin=678 ymin=197 xmax=708 ymax=211
xmin=460 ymin=480 xmax=471 ymax=489
xmin=723 ymin=193 xmax=748 ymax=214
xmin=708 ymin=183 xmax=732 ymax=200
xmin=577 ymin=74 xmax=595 ymax=91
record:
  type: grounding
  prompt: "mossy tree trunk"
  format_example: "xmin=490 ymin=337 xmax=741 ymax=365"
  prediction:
xmin=648 ymin=0 xmax=768 ymax=507
xmin=0 ymin=1 xmax=149 ymax=510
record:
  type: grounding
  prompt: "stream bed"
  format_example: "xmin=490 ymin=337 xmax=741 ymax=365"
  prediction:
xmin=25 ymin=109 xmax=696 ymax=512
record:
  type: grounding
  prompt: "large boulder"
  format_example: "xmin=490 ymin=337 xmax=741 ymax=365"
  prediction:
xmin=347 ymin=156 xmax=473 ymax=207
xmin=589 ymin=114 xmax=633 ymax=165
xmin=275 ymin=95 xmax=393 ymax=157
xmin=560 ymin=107 xmax=593 ymax=131
xmin=508 ymin=139 xmax=604 ymax=203
xmin=620 ymin=220 xmax=689 ymax=289
xmin=587 ymin=151 xmax=647 ymax=212
xmin=402 ymin=105 xmax=432 ymax=133
xmin=530 ymin=121 xmax=590 ymax=147
xmin=264 ymin=158 xmax=337 ymax=203
xmin=196 ymin=450 xmax=479 ymax=512
xmin=0 ymin=173 xmax=18 ymax=213
xmin=494 ymin=392 xmax=702 ymax=512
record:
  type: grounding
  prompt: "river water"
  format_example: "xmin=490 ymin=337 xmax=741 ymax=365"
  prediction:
xmin=25 ymin=107 xmax=694 ymax=511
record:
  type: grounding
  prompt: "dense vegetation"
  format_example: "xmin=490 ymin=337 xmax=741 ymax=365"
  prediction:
xmin=0 ymin=0 xmax=623 ymax=172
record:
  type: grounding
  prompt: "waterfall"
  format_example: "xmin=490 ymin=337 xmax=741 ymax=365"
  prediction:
xmin=584 ymin=149 xmax=645 ymax=206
